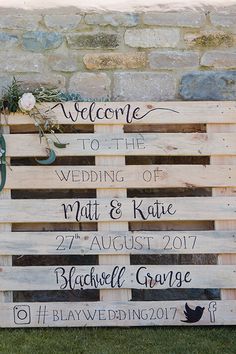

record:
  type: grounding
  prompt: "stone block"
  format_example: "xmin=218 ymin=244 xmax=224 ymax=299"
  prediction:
xmin=17 ymin=74 xmax=66 ymax=91
xmin=184 ymin=31 xmax=234 ymax=48
xmin=0 ymin=32 xmax=18 ymax=48
xmin=149 ymin=50 xmax=199 ymax=69
xmin=67 ymin=32 xmax=119 ymax=49
xmin=113 ymin=72 xmax=176 ymax=100
xmin=0 ymin=15 xmax=41 ymax=30
xmin=44 ymin=15 xmax=82 ymax=31
xmin=68 ymin=72 xmax=111 ymax=100
xmin=0 ymin=52 xmax=44 ymax=72
xmin=84 ymin=13 xmax=139 ymax=26
xmin=201 ymin=51 xmax=236 ymax=68
xmin=23 ymin=31 xmax=63 ymax=52
xmin=210 ymin=11 xmax=236 ymax=27
xmin=125 ymin=28 xmax=180 ymax=48
xmin=48 ymin=53 xmax=79 ymax=72
xmin=83 ymin=52 xmax=146 ymax=69
xmin=143 ymin=11 xmax=205 ymax=28
xmin=179 ymin=71 xmax=236 ymax=100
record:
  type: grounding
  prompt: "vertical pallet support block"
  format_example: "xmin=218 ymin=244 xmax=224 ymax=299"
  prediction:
xmin=207 ymin=123 xmax=236 ymax=300
xmin=0 ymin=125 xmax=12 ymax=303
xmin=95 ymin=125 xmax=131 ymax=302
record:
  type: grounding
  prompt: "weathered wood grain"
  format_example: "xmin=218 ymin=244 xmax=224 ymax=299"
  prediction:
xmin=0 ymin=230 xmax=235 ymax=255
xmin=5 ymin=101 xmax=236 ymax=125
xmin=5 ymin=165 xmax=236 ymax=189
xmin=0 ymin=300 xmax=234 ymax=327
xmin=0 ymin=197 xmax=235 ymax=223
xmin=0 ymin=265 xmax=235 ymax=291
xmin=5 ymin=133 xmax=236 ymax=157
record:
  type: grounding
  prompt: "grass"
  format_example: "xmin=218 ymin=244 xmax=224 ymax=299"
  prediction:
xmin=0 ymin=327 xmax=235 ymax=354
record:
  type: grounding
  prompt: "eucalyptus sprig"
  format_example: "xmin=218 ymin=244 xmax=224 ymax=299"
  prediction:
xmin=33 ymin=86 xmax=62 ymax=103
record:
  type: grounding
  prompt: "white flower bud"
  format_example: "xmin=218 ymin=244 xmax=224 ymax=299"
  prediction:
xmin=18 ymin=93 xmax=36 ymax=112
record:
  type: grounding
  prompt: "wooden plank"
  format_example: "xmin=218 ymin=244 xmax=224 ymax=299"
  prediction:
xmin=5 ymin=101 xmax=236 ymax=126
xmin=208 ymin=123 xmax=236 ymax=300
xmin=6 ymin=165 xmax=236 ymax=189
xmin=0 ymin=300 xmax=235 ymax=327
xmin=0 ymin=230 xmax=235 ymax=255
xmin=0 ymin=265 xmax=235 ymax=291
xmin=95 ymin=125 xmax=131 ymax=302
xmin=0 ymin=124 xmax=12 ymax=303
xmin=5 ymin=133 xmax=236 ymax=157
xmin=0 ymin=197 xmax=235 ymax=223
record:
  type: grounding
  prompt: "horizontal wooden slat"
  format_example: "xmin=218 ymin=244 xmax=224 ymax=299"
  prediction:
xmin=0 ymin=265 xmax=235 ymax=291
xmin=5 ymin=133 xmax=236 ymax=157
xmin=0 ymin=197 xmax=235 ymax=223
xmin=6 ymin=165 xmax=236 ymax=189
xmin=5 ymin=101 xmax=236 ymax=125
xmin=0 ymin=230 xmax=235 ymax=255
xmin=0 ymin=300 xmax=235 ymax=327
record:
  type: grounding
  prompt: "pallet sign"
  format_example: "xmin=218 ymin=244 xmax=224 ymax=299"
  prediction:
xmin=0 ymin=101 xmax=236 ymax=327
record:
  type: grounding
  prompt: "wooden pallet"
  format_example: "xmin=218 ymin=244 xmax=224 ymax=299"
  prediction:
xmin=0 ymin=101 xmax=236 ymax=327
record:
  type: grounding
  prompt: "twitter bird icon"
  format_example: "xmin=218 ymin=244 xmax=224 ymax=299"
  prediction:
xmin=181 ymin=303 xmax=205 ymax=323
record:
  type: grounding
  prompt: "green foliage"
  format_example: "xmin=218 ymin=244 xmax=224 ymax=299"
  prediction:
xmin=53 ymin=141 xmax=69 ymax=149
xmin=0 ymin=78 xmax=71 ymax=166
xmin=58 ymin=92 xmax=109 ymax=102
xmin=0 ymin=78 xmax=95 ymax=167
xmin=59 ymin=92 xmax=83 ymax=102
xmin=33 ymin=86 xmax=62 ymax=103
xmin=0 ymin=78 xmax=66 ymax=113
xmin=0 ymin=78 xmax=107 ymax=112
xmin=0 ymin=77 xmax=22 ymax=113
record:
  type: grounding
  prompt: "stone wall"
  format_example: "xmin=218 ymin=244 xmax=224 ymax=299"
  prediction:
xmin=0 ymin=8 xmax=236 ymax=100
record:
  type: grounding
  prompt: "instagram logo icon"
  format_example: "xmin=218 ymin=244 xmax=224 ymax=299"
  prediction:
xmin=13 ymin=305 xmax=31 ymax=325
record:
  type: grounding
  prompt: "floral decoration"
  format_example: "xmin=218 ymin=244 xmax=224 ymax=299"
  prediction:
xmin=0 ymin=77 xmax=74 ymax=191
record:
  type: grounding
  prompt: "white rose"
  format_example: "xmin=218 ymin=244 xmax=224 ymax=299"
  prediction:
xmin=18 ymin=93 xmax=36 ymax=112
